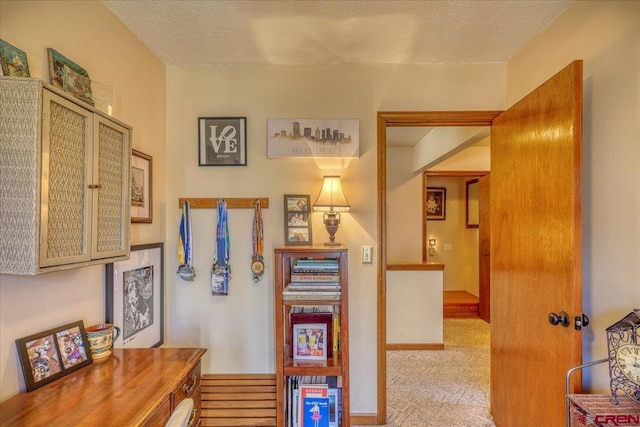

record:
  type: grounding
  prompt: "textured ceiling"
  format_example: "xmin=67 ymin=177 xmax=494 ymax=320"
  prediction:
xmin=103 ymin=0 xmax=572 ymax=66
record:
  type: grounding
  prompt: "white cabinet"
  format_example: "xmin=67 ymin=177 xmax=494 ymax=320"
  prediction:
xmin=1 ymin=77 xmax=131 ymax=275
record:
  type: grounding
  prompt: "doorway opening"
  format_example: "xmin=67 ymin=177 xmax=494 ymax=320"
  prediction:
xmin=376 ymin=111 xmax=501 ymax=424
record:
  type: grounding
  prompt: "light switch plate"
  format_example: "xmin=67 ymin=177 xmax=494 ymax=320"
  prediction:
xmin=362 ymin=246 xmax=373 ymax=263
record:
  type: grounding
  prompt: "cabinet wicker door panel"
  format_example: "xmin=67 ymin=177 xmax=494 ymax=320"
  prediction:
xmin=40 ymin=90 xmax=93 ymax=267
xmin=92 ymin=116 xmax=130 ymax=259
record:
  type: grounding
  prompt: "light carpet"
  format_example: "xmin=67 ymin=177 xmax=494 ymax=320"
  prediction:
xmin=356 ymin=319 xmax=495 ymax=427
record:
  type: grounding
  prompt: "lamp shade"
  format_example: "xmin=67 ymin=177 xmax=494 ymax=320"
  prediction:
xmin=313 ymin=176 xmax=350 ymax=212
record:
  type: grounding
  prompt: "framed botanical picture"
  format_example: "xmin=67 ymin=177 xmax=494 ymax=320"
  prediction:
xmin=293 ymin=323 xmax=327 ymax=361
xmin=16 ymin=320 xmax=92 ymax=391
xmin=106 ymin=243 xmax=164 ymax=348
xmin=425 ymin=187 xmax=446 ymax=220
xmin=131 ymin=149 xmax=153 ymax=223
xmin=284 ymin=194 xmax=312 ymax=245
xmin=0 ymin=39 xmax=30 ymax=77
xmin=198 ymin=117 xmax=247 ymax=166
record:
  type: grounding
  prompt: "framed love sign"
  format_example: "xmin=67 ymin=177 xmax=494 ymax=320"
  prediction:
xmin=198 ymin=117 xmax=247 ymax=166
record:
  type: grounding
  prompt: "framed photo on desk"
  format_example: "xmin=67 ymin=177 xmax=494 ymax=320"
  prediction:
xmin=16 ymin=320 xmax=92 ymax=391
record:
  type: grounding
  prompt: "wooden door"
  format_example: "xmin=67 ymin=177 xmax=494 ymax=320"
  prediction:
xmin=478 ymin=174 xmax=490 ymax=322
xmin=490 ymin=61 xmax=583 ymax=426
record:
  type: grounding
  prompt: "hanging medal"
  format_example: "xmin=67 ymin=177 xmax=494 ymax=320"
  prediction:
xmin=211 ymin=199 xmax=231 ymax=295
xmin=177 ymin=201 xmax=196 ymax=281
xmin=251 ymin=200 xmax=265 ymax=282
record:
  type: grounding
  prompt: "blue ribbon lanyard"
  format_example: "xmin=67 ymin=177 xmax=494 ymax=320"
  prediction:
xmin=177 ymin=201 xmax=195 ymax=281
xmin=212 ymin=199 xmax=230 ymax=295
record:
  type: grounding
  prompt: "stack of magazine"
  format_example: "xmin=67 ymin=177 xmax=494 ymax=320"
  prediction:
xmin=283 ymin=258 xmax=341 ymax=301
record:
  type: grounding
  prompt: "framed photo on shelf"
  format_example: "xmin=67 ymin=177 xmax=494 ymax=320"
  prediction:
xmin=425 ymin=187 xmax=446 ymax=220
xmin=198 ymin=117 xmax=247 ymax=166
xmin=16 ymin=320 xmax=92 ymax=392
xmin=293 ymin=323 xmax=327 ymax=361
xmin=284 ymin=194 xmax=312 ymax=245
xmin=106 ymin=243 xmax=164 ymax=348
xmin=131 ymin=149 xmax=153 ymax=223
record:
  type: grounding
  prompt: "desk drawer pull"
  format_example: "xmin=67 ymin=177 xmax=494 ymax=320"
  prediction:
xmin=182 ymin=374 xmax=198 ymax=394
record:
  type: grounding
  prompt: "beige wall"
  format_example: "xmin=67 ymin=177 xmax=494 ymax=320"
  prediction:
xmin=0 ymin=0 xmax=166 ymax=401
xmin=507 ymin=1 xmax=640 ymax=392
xmin=425 ymin=176 xmax=480 ymax=294
xmin=164 ymin=63 xmax=504 ymax=413
xmin=386 ymin=147 xmax=423 ymax=262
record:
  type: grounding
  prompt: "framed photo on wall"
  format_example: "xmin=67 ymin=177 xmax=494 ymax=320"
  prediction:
xmin=425 ymin=187 xmax=446 ymax=220
xmin=198 ymin=117 xmax=247 ymax=166
xmin=106 ymin=243 xmax=164 ymax=348
xmin=131 ymin=149 xmax=152 ymax=223
xmin=16 ymin=321 xmax=92 ymax=391
xmin=284 ymin=194 xmax=312 ymax=245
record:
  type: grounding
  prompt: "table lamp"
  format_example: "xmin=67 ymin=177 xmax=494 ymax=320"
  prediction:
xmin=313 ymin=176 xmax=350 ymax=246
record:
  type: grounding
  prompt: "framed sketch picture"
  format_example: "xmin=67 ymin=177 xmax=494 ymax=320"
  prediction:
xmin=106 ymin=243 xmax=164 ymax=348
xmin=293 ymin=323 xmax=328 ymax=361
xmin=284 ymin=194 xmax=312 ymax=245
xmin=198 ymin=117 xmax=247 ymax=166
xmin=131 ymin=149 xmax=152 ymax=223
xmin=16 ymin=321 xmax=92 ymax=391
xmin=425 ymin=187 xmax=446 ymax=220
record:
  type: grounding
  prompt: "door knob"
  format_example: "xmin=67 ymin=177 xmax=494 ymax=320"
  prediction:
xmin=574 ymin=313 xmax=590 ymax=330
xmin=548 ymin=311 xmax=570 ymax=327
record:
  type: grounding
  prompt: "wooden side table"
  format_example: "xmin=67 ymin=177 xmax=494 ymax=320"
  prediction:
xmin=568 ymin=394 xmax=640 ymax=427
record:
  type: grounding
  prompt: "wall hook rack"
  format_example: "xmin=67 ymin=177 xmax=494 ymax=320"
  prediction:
xmin=178 ymin=197 xmax=269 ymax=209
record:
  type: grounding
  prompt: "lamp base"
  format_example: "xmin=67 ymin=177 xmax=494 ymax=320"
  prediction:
xmin=324 ymin=241 xmax=342 ymax=246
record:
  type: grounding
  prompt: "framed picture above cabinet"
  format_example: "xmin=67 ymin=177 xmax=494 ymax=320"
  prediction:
xmin=131 ymin=149 xmax=152 ymax=223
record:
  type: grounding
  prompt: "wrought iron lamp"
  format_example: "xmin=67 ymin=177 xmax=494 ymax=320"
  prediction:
xmin=313 ymin=176 xmax=350 ymax=246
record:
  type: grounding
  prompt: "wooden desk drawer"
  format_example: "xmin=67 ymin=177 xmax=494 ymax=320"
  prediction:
xmin=141 ymin=396 xmax=171 ymax=427
xmin=173 ymin=361 xmax=202 ymax=426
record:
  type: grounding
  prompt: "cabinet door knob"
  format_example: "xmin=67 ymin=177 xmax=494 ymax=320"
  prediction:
xmin=88 ymin=184 xmax=102 ymax=189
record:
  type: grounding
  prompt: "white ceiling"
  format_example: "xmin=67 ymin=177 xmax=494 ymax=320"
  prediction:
xmin=103 ymin=0 xmax=571 ymax=169
xmin=103 ymin=0 xmax=572 ymax=66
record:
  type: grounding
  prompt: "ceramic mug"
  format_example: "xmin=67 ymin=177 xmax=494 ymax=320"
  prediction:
xmin=86 ymin=323 xmax=121 ymax=360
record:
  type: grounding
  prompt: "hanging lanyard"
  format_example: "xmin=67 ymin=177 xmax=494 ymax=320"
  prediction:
xmin=212 ymin=199 xmax=231 ymax=295
xmin=177 ymin=201 xmax=196 ymax=281
xmin=251 ymin=200 xmax=265 ymax=282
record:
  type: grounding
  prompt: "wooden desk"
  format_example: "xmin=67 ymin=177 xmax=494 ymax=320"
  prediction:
xmin=0 ymin=347 xmax=207 ymax=426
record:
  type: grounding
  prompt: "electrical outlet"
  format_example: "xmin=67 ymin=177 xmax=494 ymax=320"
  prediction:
xmin=362 ymin=246 xmax=373 ymax=263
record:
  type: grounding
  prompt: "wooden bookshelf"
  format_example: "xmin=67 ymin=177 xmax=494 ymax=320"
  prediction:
xmin=274 ymin=245 xmax=350 ymax=427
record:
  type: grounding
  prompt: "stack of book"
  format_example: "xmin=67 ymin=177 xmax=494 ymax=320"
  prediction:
xmin=286 ymin=376 xmax=343 ymax=427
xmin=283 ymin=258 xmax=341 ymax=301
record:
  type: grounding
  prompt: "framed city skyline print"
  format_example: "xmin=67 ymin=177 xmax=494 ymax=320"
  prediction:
xmin=106 ymin=243 xmax=164 ymax=348
xmin=267 ymin=118 xmax=359 ymax=158
xmin=198 ymin=117 xmax=247 ymax=166
xmin=131 ymin=149 xmax=152 ymax=223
